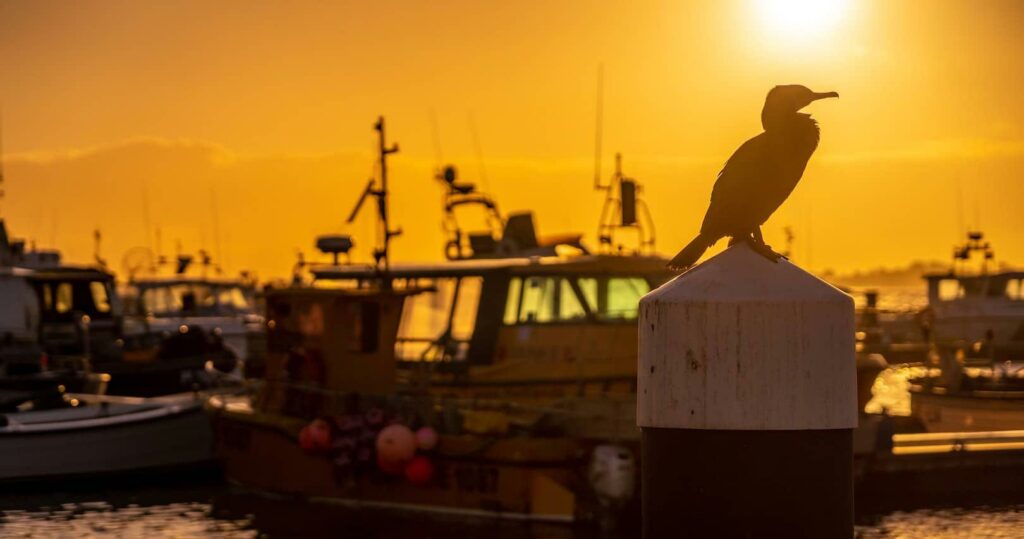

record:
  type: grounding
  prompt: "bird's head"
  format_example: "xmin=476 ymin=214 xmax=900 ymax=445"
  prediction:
xmin=761 ymin=85 xmax=838 ymax=130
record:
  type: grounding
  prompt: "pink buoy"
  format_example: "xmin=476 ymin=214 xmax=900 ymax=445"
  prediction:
xmin=415 ymin=426 xmax=439 ymax=451
xmin=376 ymin=424 xmax=416 ymax=464
xmin=404 ymin=456 xmax=434 ymax=486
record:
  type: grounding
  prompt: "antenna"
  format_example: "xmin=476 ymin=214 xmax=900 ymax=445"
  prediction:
xmin=347 ymin=116 xmax=400 ymax=271
xmin=210 ymin=181 xmax=223 ymax=274
xmin=141 ymin=179 xmax=153 ymax=252
xmin=0 ymin=107 xmax=5 ymax=213
xmin=468 ymin=111 xmax=490 ymax=193
xmin=593 ymin=64 xmax=605 ymax=189
xmin=93 ymin=228 xmax=107 ymax=268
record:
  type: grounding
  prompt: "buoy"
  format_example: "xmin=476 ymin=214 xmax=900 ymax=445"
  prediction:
xmin=376 ymin=424 xmax=416 ymax=464
xmin=299 ymin=418 xmax=332 ymax=453
xmin=415 ymin=426 xmax=438 ymax=451
xmin=404 ymin=456 xmax=434 ymax=485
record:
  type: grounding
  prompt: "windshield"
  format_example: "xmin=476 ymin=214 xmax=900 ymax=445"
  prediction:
xmin=140 ymin=283 xmax=253 ymax=317
xmin=33 ymin=278 xmax=116 ymax=322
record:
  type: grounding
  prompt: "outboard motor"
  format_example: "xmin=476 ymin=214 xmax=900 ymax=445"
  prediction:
xmin=587 ymin=444 xmax=637 ymax=528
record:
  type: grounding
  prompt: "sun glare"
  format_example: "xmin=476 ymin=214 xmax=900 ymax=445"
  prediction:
xmin=753 ymin=0 xmax=848 ymax=40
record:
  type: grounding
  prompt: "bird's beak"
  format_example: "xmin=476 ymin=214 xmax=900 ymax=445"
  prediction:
xmin=812 ymin=91 xmax=839 ymax=101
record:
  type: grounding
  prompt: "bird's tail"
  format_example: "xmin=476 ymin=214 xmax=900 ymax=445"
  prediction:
xmin=668 ymin=234 xmax=713 ymax=270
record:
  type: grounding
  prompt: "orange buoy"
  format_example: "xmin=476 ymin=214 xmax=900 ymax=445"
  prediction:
xmin=376 ymin=424 xmax=416 ymax=464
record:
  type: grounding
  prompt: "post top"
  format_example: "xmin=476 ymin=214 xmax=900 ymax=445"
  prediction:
xmin=645 ymin=243 xmax=850 ymax=304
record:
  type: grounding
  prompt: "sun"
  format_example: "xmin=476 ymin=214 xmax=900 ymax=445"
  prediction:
xmin=752 ymin=0 xmax=849 ymax=40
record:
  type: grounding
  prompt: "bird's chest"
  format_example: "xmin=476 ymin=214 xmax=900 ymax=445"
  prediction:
xmin=761 ymin=138 xmax=816 ymax=192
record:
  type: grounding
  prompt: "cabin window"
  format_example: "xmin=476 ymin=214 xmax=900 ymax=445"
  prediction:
xmin=41 ymin=284 xmax=53 ymax=311
xmin=605 ymin=277 xmax=648 ymax=319
xmin=503 ymin=277 xmax=589 ymax=324
xmin=518 ymin=277 xmax=555 ymax=323
xmin=55 ymin=283 xmax=73 ymax=314
xmin=502 ymin=275 xmax=649 ymax=324
xmin=90 ymin=281 xmax=111 ymax=313
xmin=217 ymin=285 xmax=252 ymax=312
xmin=559 ymin=279 xmax=586 ymax=320
xmin=396 ymin=277 xmax=482 ymax=361
xmin=1007 ymin=279 xmax=1023 ymax=300
xmin=503 ymin=277 xmax=522 ymax=325
xmin=350 ymin=301 xmax=380 ymax=354
xmin=937 ymin=280 xmax=962 ymax=301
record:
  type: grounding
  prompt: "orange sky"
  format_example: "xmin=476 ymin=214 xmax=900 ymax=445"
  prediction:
xmin=1 ymin=0 xmax=1023 ymax=279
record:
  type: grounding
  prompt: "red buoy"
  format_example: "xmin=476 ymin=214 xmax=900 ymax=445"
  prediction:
xmin=404 ymin=456 xmax=434 ymax=485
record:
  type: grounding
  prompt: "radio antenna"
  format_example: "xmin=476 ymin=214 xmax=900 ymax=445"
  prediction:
xmin=347 ymin=116 xmax=400 ymax=271
xmin=593 ymin=64 xmax=605 ymax=189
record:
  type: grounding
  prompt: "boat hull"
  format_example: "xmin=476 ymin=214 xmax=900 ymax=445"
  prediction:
xmin=911 ymin=389 xmax=1024 ymax=432
xmin=211 ymin=409 xmax=601 ymax=522
xmin=0 ymin=401 xmax=213 ymax=481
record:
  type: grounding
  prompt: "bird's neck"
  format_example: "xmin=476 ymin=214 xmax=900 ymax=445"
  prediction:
xmin=762 ymin=113 xmax=820 ymax=150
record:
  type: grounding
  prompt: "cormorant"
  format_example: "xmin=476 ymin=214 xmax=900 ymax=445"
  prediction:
xmin=669 ymin=85 xmax=838 ymax=269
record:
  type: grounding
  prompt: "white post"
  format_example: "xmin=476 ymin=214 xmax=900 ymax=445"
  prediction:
xmin=638 ymin=243 xmax=856 ymax=537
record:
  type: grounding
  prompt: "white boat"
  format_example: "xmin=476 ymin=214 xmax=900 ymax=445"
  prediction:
xmin=0 ymin=391 xmax=217 ymax=481
xmin=921 ymin=232 xmax=1024 ymax=360
xmin=120 ymin=254 xmax=264 ymax=366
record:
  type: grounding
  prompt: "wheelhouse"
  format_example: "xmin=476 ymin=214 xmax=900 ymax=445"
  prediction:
xmin=926 ymin=272 xmax=1024 ymax=304
xmin=124 ymin=278 xmax=256 ymax=319
xmin=309 ymin=255 xmax=674 ymax=367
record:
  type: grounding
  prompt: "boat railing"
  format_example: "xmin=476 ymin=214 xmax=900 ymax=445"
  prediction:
xmin=255 ymin=375 xmax=632 ymax=422
xmin=892 ymin=429 xmax=1024 ymax=455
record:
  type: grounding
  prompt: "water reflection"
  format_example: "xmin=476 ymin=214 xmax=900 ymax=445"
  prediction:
xmin=856 ymin=505 xmax=1024 ymax=538
xmin=3 ymin=485 xmax=1024 ymax=538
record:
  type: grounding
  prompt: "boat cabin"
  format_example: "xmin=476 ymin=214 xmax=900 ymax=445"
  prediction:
xmin=924 ymin=271 xmax=1024 ymax=354
xmin=122 ymin=276 xmax=262 ymax=361
xmin=926 ymin=272 xmax=1024 ymax=304
xmin=308 ymin=254 xmax=674 ymax=397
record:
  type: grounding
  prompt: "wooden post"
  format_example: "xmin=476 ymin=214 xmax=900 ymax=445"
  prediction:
xmin=638 ymin=243 xmax=856 ymax=538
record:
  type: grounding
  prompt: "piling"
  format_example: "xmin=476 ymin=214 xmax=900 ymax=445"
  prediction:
xmin=638 ymin=243 xmax=856 ymax=538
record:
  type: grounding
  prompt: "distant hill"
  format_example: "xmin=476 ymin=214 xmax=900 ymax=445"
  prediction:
xmin=824 ymin=260 xmax=1021 ymax=288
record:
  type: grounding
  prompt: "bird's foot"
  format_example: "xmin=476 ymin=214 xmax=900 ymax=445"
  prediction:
xmin=743 ymin=237 xmax=784 ymax=263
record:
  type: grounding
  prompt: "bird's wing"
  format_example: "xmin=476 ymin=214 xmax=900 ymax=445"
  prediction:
xmin=700 ymin=133 xmax=773 ymax=237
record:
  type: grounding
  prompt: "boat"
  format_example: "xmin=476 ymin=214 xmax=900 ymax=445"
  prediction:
xmin=211 ymin=118 xmax=661 ymax=523
xmin=920 ymin=231 xmax=1024 ymax=362
xmin=119 ymin=249 xmax=265 ymax=371
xmin=0 ymin=389 xmax=220 ymax=481
xmin=894 ymin=231 xmax=1024 ymax=432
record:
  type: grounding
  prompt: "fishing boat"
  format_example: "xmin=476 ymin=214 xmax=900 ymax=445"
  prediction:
xmin=120 ymin=249 xmax=264 ymax=370
xmin=210 ymin=118 xmax=660 ymax=523
xmin=920 ymin=231 xmax=1024 ymax=361
xmin=894 ymin=232 xmax=1024 ymax=432
xmin=0 ymin=218 xmax=240 ymax=392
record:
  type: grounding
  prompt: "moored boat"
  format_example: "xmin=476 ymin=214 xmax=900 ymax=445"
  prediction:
xmin=210 ymin=118 xmax=646 ymax=523
xmin=0 ymin=390 xmax=220 ymax=481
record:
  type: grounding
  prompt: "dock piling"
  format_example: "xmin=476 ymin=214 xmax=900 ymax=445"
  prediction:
xmin=638 ymin=244 xmax=856 ymax=538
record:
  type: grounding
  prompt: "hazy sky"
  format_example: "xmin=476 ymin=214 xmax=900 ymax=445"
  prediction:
xmin=2 ymin=0 xmax=1023 ymax=278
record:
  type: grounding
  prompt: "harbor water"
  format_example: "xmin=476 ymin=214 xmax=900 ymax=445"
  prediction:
xmin=3 ymin=474 xmax=1024 ymax=538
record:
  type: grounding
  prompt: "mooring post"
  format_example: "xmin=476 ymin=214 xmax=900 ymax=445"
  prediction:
xmin=638 ymin=243 xmax=856 ymax=538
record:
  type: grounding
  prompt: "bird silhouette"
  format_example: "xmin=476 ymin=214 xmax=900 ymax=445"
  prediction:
xmin=669 ymin=85 xmax=838 ymax=269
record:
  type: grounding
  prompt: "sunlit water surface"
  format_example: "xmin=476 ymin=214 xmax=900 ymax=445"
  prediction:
xmin=2 ymin=483 xmax=1024 ymax=538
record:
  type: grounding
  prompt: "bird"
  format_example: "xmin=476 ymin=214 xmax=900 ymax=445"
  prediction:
xmin=669 ymin=85 xmax=838 ymax=270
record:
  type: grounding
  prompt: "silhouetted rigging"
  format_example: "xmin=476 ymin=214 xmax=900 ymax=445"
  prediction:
xmin=669 ymin=85 xmax=838 ymax=269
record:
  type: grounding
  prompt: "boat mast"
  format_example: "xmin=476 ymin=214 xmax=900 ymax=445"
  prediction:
xmin=347 ymin=116 xmax=401 ymax=272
